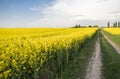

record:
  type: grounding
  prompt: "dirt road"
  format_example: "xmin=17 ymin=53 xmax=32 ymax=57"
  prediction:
xmin=101 ymin=31 xmax=120 ymax=54
xmin=85 ymin=34 xmax=102 ymax=79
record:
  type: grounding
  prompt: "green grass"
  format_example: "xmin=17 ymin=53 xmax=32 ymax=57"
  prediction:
xmin=100 ymin=33 xmax=120 ymax=79
xmin=61 ymin=32 xmax=98 ymax=79
xmin=103 ymin=31 xmax=120 ymax=46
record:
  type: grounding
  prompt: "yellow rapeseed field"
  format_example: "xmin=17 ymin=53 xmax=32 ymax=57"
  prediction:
xmin=0 ymin=28 xmax=98 ymax=79
xmin=103 ymin=28 xmax=120 ymax=35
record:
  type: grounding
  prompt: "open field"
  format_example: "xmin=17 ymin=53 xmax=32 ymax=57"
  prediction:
xmin=0 ymin=28 xmax=98 ymax=79
xmin=0 ymin=0 xmax=120 ymax=79
xmin=100 ymin=32 xmax=120 ymax=79
xmin=103 ymin=28 xmax=120 ymax=48
xmin=1 ymin=27 xmax=120 ymax=79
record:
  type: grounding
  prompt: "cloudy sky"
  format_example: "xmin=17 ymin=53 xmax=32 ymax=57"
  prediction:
xmin=0 ymin=0 xmax=120 ymax=27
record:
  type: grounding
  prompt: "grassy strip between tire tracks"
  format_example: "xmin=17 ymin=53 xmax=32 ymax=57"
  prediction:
xmin=100 ymin=32 xmax=120 ymax=79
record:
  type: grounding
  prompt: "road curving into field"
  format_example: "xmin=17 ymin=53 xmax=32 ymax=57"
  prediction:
xmin=85 ymin=32 xmax=102 ymax=79
xmin=101 ymin=31 xmax=120 ymax=54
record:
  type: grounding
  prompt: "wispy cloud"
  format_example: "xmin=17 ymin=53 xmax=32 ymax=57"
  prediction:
xmin=28 ymin=0 xmax=115 ymax=27
xmin=111 ymin=11 xmax=120 ymax=14
xmin=96 ymin=0 xmax=110 ymax=3
xmin=0 ymin=0 xmax=120 ymax=27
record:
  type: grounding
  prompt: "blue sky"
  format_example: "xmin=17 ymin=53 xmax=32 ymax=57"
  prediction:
xmin=0 ymin=0 xmax=55 ymax=27
xmin=0 ymin=0 xmax=120 ymax=27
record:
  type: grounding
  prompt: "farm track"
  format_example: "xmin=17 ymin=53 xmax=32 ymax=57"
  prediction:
xmin=85 ymin=32 xmax=102 ymax=79
xmin=101 ymin=31 xmax=120 ymax=54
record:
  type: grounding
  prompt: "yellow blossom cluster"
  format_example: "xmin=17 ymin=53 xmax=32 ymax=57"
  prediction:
xmin=0 ymin=28 xmax=98 ymax=78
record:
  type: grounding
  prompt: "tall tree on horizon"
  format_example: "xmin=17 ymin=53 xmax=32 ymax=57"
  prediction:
xmin=107 ymin=22 xmax=110 ymax=28
xmin=118 ymin=21 xmax=120 ymax=27
xmin=78 ymin=24 xmax=81 ymax=27
xmin=113 ymin=21 xmax=117 ymax=27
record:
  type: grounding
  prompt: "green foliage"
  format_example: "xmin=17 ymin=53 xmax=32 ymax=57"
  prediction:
xmin=100 ymin=34 xmax=120 ymax=79
xmin=103 ymin=30 xmax=120 ymax=46
xmin=73 ymin=24 xmax=81 ymax=28
xmin=62 ymin=32 xmax=97 ymax=79
xmin=107 ymin=22 xmax=110 ymax=28
xmin=88 ymin=25 xmax=92 ymax=27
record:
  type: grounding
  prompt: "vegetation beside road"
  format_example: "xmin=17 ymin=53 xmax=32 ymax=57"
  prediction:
xmin=103 ymin=28 xmax=120 ymax=47
xmin=61 ymin=31 xmax=98 ymax=79
xmin=100 ymin=32 xmax=120 ymax=79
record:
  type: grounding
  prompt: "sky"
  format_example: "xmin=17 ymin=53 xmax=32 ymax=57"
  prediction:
xmin=0 ymin=0 xmax=120 ymax=27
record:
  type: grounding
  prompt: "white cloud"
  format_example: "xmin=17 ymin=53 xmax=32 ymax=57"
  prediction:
xmin=96 ymin=0 xmax=110 ymax=3
xmin=28 ymin=0 xmax=120 ymax=27
xmin=0 ymin=0 xmax=119 ymax=27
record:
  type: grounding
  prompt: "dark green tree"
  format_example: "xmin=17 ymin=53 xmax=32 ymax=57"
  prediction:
xmin=118 ymin=21 xmax=120 ymax=27
xmin=93 ymin=25 xmax=98 ymax=27
xmin=78 ymin=24 xmax=81 ymax=28
xmin=75 ymin=25 xmax=79 ymax=28
xmin=88 ymin=25 xmax=92 ymax=28
xmin=113 ymin=22 xmax=117 ymax=27
xmin=107 ymin=22 xmax=110 ymax=28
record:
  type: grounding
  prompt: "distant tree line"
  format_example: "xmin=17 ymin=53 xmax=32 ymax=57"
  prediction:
xmin=73 ymin=24 xmax=98 ymax=28
xmin=107 ymin=21 xmax=120 ymax=28
xmin=73 ymin=24 xmax=81 ymax=28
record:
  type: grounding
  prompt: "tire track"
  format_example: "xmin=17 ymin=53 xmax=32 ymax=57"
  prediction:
xmin=85 ymin=33 xmax=102 ymax=79
xmin=101 ymin=31 xmax=120 ymax=54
